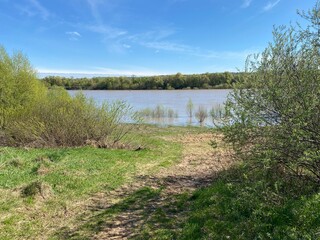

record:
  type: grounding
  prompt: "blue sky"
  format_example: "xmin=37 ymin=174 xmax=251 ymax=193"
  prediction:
xmin=0 ymin=0 xmax=315 ymax=76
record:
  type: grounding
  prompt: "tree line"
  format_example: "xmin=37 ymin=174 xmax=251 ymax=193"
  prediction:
xmin=42 ymin=72 xmax=241 ymax=90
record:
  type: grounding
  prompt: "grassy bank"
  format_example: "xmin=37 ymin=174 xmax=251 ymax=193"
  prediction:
xmin=1 ymin=125 xmax=319 ymax=239
xmin=0 ymin=125 xmax=207 ymax=239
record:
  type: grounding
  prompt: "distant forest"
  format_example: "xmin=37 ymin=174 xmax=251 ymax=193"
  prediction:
xmin=42 ymin=72 xmax=240 ymax=90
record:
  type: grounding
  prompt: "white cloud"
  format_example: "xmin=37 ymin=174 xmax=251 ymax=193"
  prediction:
xmin=126 ymin=28 xmax=193 ymax=53
xmin=83 ymin=0 xmax=130 ymax=52
xmin=128 ymin=29 xmax=175 ymax=42
xmin=199 ymin=48 xmax=259 ymax=60
xmin=122 ymin=44 xmax=131 ymax=49
xmin=241 ymin=0 xmax=253 ymax=8
xmin=66 ymin=31 xmax=81 ymax=40
xmin=68 ymin=31 xmax=81 ymax=37
xmin=142 ymin=41 xmax=196 ymax=53
xmin=263 ymin=0 xmax=280 ymax=12
xmin=37 ymin=67 xmax=166 ymax=77
xmin=86 ymin=24 xmax=127 ymax=39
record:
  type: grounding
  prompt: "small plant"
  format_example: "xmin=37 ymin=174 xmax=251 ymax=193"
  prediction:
xmin=34 ymin=163 xmax=51 ymax=176
xmin=209 ymin=140 xmax=218 ymax=148
xmin=186 ymin=98 xmax=194 ymax=119
xmin=195 ymin=106 xmax=208 ymax=124
xmin=8 ymin=158 xmax=24 ymax=168
xmin=21 ymin=181 xmax=52 ymax=199
xmin=137 ymin=105 xmax=179 ymax=119
xmin=35 ymin=155 xmax=52 ymax=163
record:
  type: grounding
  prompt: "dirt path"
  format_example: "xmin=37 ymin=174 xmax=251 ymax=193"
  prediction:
xmin=60 ymin=132 xmax=233 ymax=239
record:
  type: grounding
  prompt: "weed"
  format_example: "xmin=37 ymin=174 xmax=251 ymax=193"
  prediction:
xmin=21 ymin=181 xmax=52 ymax=199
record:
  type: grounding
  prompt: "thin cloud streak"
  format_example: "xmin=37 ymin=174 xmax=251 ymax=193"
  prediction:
xmin=66 ymin=31 xmax=81 ymax=37
xmin=86 ymin=24 xmax=127 ymax=39
xmin=263 ymin=0 xmax=281 ymax=12
xmin=142 ymin=41 xmax=197 ymax=53
xmin=15 ymin=0 xmax=51 ymax=20
xmin=37 ymin=67 xmax=167 ymax=76
xmin=85 ymin=0 xmax=129 ymax=52
xmin=28 ymin=0 xmax=50 ymax=20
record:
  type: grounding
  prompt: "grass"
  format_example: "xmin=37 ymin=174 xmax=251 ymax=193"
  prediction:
xmin=132 ymin=163 xmax=320 ymax=239
xmin=1 ymin=125 xmax=319 ymax=239
xmin=0 ymin=125 xmax=205 ymax=239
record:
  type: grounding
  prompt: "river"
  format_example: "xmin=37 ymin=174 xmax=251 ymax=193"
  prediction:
xmin=68 ymin=89 xmax=231 ymax=126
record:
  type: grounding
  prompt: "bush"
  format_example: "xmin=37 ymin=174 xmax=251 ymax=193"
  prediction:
xmin=222 ymin=3 xmax=320 ymax=182
xmin=195 ymin=106 xmax=208 ymax=124
xmin=4 ymin=88 xmax=138 ymax=147
xmin=0 ymin=47 xmax=138 ymax=147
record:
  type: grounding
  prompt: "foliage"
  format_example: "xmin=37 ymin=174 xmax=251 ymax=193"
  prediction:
xmin=210 ymin=104 xmax=226 ymax=126
xmin=0 ymin=46 xmax=138 ymax=147
xmin=222 ymin=2 xmax=320 ymax=181
xmin=42 ymin=72 xmax=242 ymax=90
xmin=125 ymin=162 xmax=319 ymax=239
xmin=3 ymin=87 xmax=138 ymax=147
xmin=172 ymin=164 xmax=320 ymax=239
xmin=0 ymin=47 xmax=46 ymax=130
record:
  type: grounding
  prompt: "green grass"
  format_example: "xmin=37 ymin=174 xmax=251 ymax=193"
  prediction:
xmin=2 ymin=125 xmax=319 ymax=239
xmin=139 ymin=163 xmax=320 ymax=240
xmin=0 ymin=125 xmax=201 ymax=239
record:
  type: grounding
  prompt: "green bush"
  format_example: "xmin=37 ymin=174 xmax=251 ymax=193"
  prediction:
xmin=0 ymin=47 xmax=46 ymax=130
xmin=0 ymin=47 xmax=138 ymax=147
xmin=4 ymin=87 xmax=137 ymax=147
xmin=222 ymin=3 xmax=320 ymax=181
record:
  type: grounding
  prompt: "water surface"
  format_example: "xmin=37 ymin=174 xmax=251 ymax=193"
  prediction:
xmin=68 ymin=89 xmax=231 ymax=126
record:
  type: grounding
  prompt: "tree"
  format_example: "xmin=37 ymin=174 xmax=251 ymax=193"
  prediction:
xmin=0 ymin=47 xmax=46 ymax=129
xmin=222 ymin=2 xmax=320 ymax=182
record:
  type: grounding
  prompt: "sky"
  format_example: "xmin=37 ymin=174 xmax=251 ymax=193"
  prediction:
xmin=0 ymin=0 xmax=316 ymax=77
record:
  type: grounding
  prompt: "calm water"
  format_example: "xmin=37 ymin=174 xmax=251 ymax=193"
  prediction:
xmin=68 ymin=89 xmax=231 ymax=126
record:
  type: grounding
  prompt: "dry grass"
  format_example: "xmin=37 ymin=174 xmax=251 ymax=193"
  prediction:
xmin=59 ymin=130 xmax=234 ymax=239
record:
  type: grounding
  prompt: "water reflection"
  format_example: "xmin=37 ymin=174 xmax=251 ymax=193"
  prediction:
xmin=68 ymin=89 xmax=231 ymax=127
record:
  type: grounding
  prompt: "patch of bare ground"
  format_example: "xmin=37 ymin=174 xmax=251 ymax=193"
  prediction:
xmin=57 ymin=131 xmax=233 ymax=240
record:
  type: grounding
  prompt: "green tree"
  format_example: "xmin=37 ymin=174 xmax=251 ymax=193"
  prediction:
xmin=0 ymin=47 xmax=46 ymax=129
xmin=222 ymin=2 xmax=320 ymax=181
